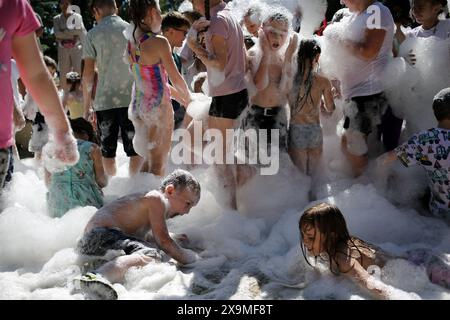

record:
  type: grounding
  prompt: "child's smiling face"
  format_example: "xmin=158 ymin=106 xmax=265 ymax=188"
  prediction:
xmin=411 ymin=0 xmax=442 ymax=24
xmin=263 ymin=20 xmax=289 ymax=51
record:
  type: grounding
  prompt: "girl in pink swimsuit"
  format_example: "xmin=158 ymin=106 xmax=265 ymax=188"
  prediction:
xmin=126 ymin=0 xmax=191 ymax=176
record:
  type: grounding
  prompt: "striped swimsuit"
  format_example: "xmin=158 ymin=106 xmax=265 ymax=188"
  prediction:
xmin=127 ymin=32 xmax=171 ymax=120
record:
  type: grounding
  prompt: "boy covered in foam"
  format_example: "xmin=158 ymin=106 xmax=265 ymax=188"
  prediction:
xmin=237 ymin=10 xmax=298 ymax=184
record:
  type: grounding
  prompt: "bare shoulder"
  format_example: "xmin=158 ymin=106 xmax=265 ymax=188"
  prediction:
xmin=316 ymin=74 xmax=331 ymax=87
xmin=143 ymin=190 xmax=167 ymax=216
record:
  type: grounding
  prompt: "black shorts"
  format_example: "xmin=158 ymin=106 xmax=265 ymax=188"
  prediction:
xmin=343 ymin=93 xmax=388 ymax=136
xmin=96 ymin=107 xmax=138 ymax=158
xmin=208 ymin=89 xmax=248 ymax=120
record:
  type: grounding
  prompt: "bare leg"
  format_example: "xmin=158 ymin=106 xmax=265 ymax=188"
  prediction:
xmin=146 ymin=106 xmax=174 ymax=177
xmin=102 ymin=157 xmax=117 ymax=177
xmin=208 ymin=116 xmax=237 ymax=209
xmin=95 ymin=254 xmax=152 ymax=284
xmin=129 ymin=155 xmax=144 ymax=176
xmin=341 ymin=135 xmax=368 ymax=177
xmin=307 ymin=147 xmax=322 ymax=177
xmin=288 ymin=148 xmax=308 ymax=174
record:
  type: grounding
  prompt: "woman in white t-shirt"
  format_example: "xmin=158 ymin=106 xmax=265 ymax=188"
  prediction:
xmin=337 ymin=0 xmax=401 ymax=176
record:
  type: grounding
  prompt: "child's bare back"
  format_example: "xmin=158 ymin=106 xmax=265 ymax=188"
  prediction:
xmin=291 ymin=74 xmax=334 ymax=125
xmin=85 ymin=190 xmax=167 ymax=238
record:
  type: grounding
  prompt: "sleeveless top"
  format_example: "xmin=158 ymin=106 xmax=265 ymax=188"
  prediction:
xmin=127 ymin=32 xmax=171 ymax=118
xmin=47 ymin=140 xmax=104 ymax=217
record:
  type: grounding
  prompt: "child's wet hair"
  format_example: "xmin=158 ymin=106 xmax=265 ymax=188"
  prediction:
xmin=264 ymin=12 xmax=289 ymax=27
xmin=129 ymin=0 xmax=159 ymax=41
xmin=162 ymin=11 xmax=191 ymax=32
xmin=292 ymin=39 xmax=321 ymax=114
xmin=69 ymin=118 xmax=98 ymax=144
xmin=299 ymin=203 xmax=368 ymax=274
xmin=160 ymin=169 xmax=201 ymax=198
xmin=433 ymin=88 xmax=450 ymax=121
xmin=244 ymin=7 xmax=262 ymax=24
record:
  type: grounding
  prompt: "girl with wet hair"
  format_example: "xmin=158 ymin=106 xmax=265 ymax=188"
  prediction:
xmin=126 ymin=0 xmax=191 ymax=176
xmin=288 ymin=39 xmax=335 ymax=181
xmin=46 ymin=118 xmax=106 ymax=217
xmin=299 ymin=202 xmax=450 ymax=299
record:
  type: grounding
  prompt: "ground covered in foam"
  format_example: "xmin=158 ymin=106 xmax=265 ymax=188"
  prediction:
xmin=1 ymin=114 xmax=449 ymax=300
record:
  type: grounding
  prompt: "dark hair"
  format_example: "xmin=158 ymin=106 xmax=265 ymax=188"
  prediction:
xmin=205 ymin=0 xmax=210 ymax=20
xmin=69 ymin=118 xmax=98 ymax=144
xmin=162 ymin=11 xmax=191 ymax=32
xmin=89 ymin=0 xmax=116 ymax=12
xmin=264 ymin=12 xmax=289 ymax=26
xmin=182 ymin=10 xmax=203 ymax=24
xmin=299 ymin=203 xmax=371 ymax=275
xmin=129 ymin=0 xmax=158 ymax=42
xmin=383 ymin=0 xmax=412 ymax=25
xmin=244 ymin=35 xmax=255 ymax=50
xmin=433 ymin=88 xmax=450 ymax=121
xmin=160 ymin=169 xmax=201 ymax=198
xmin=67 ymin=78 xmax=81 ymax=92
xmin=292 ymin=39 xmax=321 ymax=114
xmin=43 ymin=56 xmax=58 ymax=71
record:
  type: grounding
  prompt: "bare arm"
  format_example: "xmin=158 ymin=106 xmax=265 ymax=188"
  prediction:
xmin=82 ymin=58 xmax=96 ymax=120
xmin=252 ymin=52 xmax=269 ymax=91
xmin=377 ymin=150 xmax=398 ymax=166
xmin=337 ymin=254 xmax=390 ymax=300
xmin=12 ymin=32 xmax=70 ymax=138
xmin=344 ymin=29 xmax=386 ymax=61
xmin=322 ymin=77 xmax=336 ymax=113
xmin=91 ymin=144 xmax=107 ymax=188
xmin=157 ymin=38 xmax=191 ymax=106
xmin=150 ymin=201 xmax=192 ymax=264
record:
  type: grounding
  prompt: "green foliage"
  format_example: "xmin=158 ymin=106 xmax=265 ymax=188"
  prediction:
xmin=29 ymin=0 xmax=186 ymax=62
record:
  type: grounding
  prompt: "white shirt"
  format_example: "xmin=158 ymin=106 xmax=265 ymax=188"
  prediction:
xmin=405 ymin=19 xmax=450 ymax=40
xmin=10 ymin=59 xmax=22 ymax=107
xmin=340 ymin=2 xmax=394 ymax=99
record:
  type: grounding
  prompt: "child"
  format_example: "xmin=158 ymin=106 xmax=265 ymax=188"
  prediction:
xmin=63 ymin=71 xmax=84 ymax=119
xmin=76 ymin=169 xmax=201 ymax=299
xmin=126 ymin=0 xmax=191 ymax=177
xmin=22 ymin=56 xmax=59 ymax=161
xmin=384 ymin=0 xmax=412 ymax=57
xmin=242 ymin=6 xmax=262 ymax=38
xmin=238 ymin=11 xmax=297 ymax=184
xmin=161 ymin=12 xmax=191 ymax=129
xmin=381 ymin=88 xmax=450 ymax=222
xmin=46 ymin=118 xmax=106 ymax=218
xmin=406 ymin=0 xmax=449 ymax=40
xmin=288 ymin=39 xmax=335 ymax=176
xmin=299 ymin=203 xmax=450 ymax=299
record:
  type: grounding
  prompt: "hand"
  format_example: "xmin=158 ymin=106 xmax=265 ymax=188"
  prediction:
xmin=175 ymin=234 xmax=190 ymax=246
xmin=285 ymin=33 xmax=299 ymax=60
xmin=406 ymin=49 xmax=417 ymax=66
xmin=13 ymin=108 xmax=26 ymax=132
xmin=191 ymin=18 xmax=210 ymax=32
xmin=258 ymin=28 xmax=271 ymax=54
xmin=331 ymin=86 xmax=341 ymax=99
xmin=53 ymin=131 xmax=80 ymax=165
